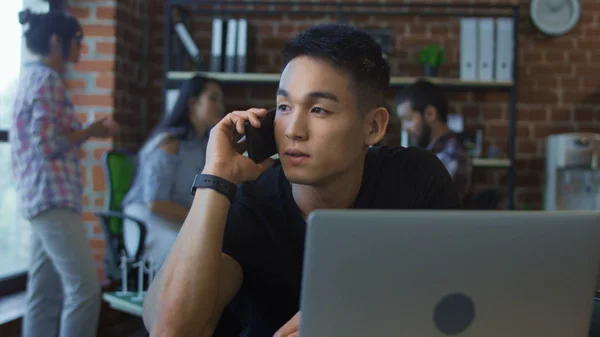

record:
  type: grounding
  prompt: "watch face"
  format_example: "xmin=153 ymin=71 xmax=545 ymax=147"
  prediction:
xmin=531 ymin=0 xmax=580 ymax=35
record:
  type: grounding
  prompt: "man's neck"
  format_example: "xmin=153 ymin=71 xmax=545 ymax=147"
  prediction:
xmin=291 ymin=158 xmax=365 ymax=221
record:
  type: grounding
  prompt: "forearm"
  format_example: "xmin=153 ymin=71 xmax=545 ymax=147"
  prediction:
xmin=144 ymin=188 xmax=231 ymax=336
xmin=149 ymin=200 xmax=189 ymax=224
xmin=65 ymin=128 xmax=92 ymax=145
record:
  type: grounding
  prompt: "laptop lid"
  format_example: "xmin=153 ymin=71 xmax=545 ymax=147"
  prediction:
xmin=299 ymin=210 xmax=600 ymax=337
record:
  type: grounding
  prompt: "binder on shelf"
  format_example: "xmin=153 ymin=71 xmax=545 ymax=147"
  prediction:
xmin=459 ymin=18 xmax=478 ymax=81
xmin=210 ymin=18 xmax=223 ymax=72
xmin=477 ymin=18 xmax=495 ymax=81
xmin=236 ymin=18 xmax=247 ymax=73
xmin=494 ymin=18 xmax=514 ymax=82
xmin=224 ymin=19 xmax=238 ymax=73
xmin=172 ymin=9 xmax=203 ymax=70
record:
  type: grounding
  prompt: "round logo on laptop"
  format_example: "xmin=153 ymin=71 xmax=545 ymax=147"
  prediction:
xmin=433 ymin=292 xmax=475 ymax=335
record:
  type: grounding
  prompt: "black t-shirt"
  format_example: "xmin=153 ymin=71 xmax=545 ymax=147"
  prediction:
xmin=221 ymin=146 xmax=462 ymax=337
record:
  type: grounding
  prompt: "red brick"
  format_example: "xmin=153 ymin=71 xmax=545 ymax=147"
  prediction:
xmin=487 ymin=123 xmax=531 ymax=139
xmin=549 ymin=108 xmax=572 ymax=122
xmin=573 ymin=107 xmax=595 ymax=122
xmin=74 ymin=59 xmax=114 ymax=73
xmin=89 ymin=238 xmax=105 ymax=250
xmin=94 ymin=198 xmax=105 ymax=207
xmin=95 ymin=73 xmax=115 ymax=90
xmin=96 ymin=6 xmax=116 ymax=20
xmin=93 ymin=223 xmax=103 ymax=235
xmin=533 ymin=123 xmax=577 ymax=138
xmin=82 ymin=24 xmax=116 ymax=37
xmin=64 ymin=79 xmax=86 ymax=90
xmin=516 ymin=139 xmax=538 ymax=155
xmin=93 ymin=148 xmax=108 ymax=160
xmin=96 ymin=41 xmax=116 ymax=55
xmin=71 ymin=94 xmax=114 ymax=107
xmin=82 ymin=211 xmax=98 ymax=223
xmin=67 ymin=6 xmax=90 ymax=20
xmin=519 ymin=108 xmax=547 ymax=122
xmin=91 ymin=165 xmax=106 ymax=192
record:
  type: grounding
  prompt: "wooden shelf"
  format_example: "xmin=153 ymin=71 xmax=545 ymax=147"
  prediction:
xmin=472 ymin=158 xmax=511 ymax=168
xmin=167 ymin=71 xmax=514 ymax=88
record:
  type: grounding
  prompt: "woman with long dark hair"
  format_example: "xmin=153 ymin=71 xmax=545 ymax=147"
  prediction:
xmin=10 ymin=9 xmax=118 ymax=337
xmin=122 ymin=75 xmax=224 ymax=266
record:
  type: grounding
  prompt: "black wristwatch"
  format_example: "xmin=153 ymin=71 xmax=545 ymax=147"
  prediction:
xmin=190 ymin=174 xmax=237 ymax=203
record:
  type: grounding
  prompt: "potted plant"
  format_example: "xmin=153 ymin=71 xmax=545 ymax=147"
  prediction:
xmin=418 ymin=44 xmax=445 ymax=77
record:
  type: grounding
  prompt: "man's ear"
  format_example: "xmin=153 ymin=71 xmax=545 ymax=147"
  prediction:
xmin=363 ymin=107 xmax=389 ymax=146
xmin=423 ymin=104 xmax=438 ymax=123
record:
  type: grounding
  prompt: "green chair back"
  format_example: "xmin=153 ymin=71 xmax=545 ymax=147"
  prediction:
xmin=103 ymin=150 xmax=136 ymax=234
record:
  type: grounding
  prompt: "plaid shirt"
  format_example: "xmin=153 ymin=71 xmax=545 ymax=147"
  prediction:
xmin=427 ymin=131 xmax=472 ymax=199
xmin=10 ymin=63 xmax=83 ymax=219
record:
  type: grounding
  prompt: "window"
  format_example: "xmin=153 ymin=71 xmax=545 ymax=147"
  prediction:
xmin=0 ymin=0 xmax=51 ymax=288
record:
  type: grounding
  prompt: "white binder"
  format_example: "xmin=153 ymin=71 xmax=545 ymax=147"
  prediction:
xmin=477 ymin=18 xmax=495 ymax=81
xmin=494 ymin=18 xmax=514 ymax=82
xmin=209 ymin=18 xmax=223 ymax=72
xmin=459 ymin=18 xmax=478 ymax=81
xmin=224 ymin=19 xmax=238 ymax=73
xmin=236 ymin=19 xmax=248 ymax=73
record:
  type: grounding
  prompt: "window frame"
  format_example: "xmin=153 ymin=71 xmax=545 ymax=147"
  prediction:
xmin=0 ymin=0 xmax=63 ymax=297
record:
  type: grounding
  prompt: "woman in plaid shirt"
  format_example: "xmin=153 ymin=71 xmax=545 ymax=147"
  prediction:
xmin=10 ymin=10 xmax=118 ymax=337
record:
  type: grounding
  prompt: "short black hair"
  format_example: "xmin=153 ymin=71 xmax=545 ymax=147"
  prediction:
xmin=19 ymin=9 xmax=83 ymax=58
xmin=396 ymin=80 xmax=449 ymax=123
xmin=281 ymin=23 xmax=390 ymax=112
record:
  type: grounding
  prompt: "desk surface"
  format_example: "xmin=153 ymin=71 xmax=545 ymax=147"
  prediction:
xmin=102 ymin=292 xmax=144 ymax=317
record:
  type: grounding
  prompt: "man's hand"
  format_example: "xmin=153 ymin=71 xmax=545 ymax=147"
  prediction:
xmin=274 ymin=311 xmax=300 ymax=337
xmin=85 ymin=118 xmax=119 ymax=139
xmin=203 ymin=108 xmax=275 ymax=184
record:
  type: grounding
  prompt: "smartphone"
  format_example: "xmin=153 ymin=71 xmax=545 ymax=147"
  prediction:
xmin=244 ymin=107 xmax=277 ymax=163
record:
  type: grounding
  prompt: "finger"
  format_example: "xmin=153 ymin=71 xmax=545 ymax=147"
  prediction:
xmin=273 ymin=311 xmax=299 ymax=337
xmin=231 ymin=110 xmax=261 ymax=128
xmin=216 ymin=113 xmax=243 ymax=138
xmin=246 ymin=107 xmax=269 ymax=116
xmin=288 ymin=333 xmax=299 ymax=337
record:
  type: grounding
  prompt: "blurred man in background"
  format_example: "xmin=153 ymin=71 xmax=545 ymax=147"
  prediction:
xmin=396 ymin=80 xmax=472 ymax=200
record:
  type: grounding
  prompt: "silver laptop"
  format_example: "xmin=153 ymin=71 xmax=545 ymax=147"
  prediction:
xmin=299 ymin=210 xmax=600 ymax=337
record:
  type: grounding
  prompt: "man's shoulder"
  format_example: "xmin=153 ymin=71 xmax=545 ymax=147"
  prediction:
xmin=362 ymin=145 xmax=461 ymax=209
xmin=367 ymin=145 xmax=443 ymax=171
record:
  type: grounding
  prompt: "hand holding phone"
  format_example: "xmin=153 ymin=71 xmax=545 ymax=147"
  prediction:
xmin=244 ymin=107 xmax=277 ymax=163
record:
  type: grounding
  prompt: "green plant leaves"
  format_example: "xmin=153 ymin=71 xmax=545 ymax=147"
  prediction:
xmin=418 ymin=44 xmax=445 ymax=66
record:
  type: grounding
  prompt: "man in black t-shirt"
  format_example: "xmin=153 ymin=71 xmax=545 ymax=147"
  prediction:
xmin=143 ymin=23 xmax=462 ymax=337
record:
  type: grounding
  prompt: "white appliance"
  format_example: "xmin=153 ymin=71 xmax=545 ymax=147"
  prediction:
xmin=544 ymin=133 xmax=600 ymax=211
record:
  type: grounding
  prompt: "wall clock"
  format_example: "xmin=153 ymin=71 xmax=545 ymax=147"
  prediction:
xmin=530 ymin=0 xmax=581 ymax=36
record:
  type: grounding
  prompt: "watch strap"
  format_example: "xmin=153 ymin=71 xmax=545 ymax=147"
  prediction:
xmin=190 ymin=174 xmax=237 ymax=203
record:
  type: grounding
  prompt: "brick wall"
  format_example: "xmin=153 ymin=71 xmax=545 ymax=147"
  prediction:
xmin=64 ymin=0 xmax=600 ymax=281
xmin=65 ymin=0 xmax=116 ymax=282
xmin=185 ymin=0 xmax=600 ymax=210
xmin=64 ymin=0 xmax=166 ymax=283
